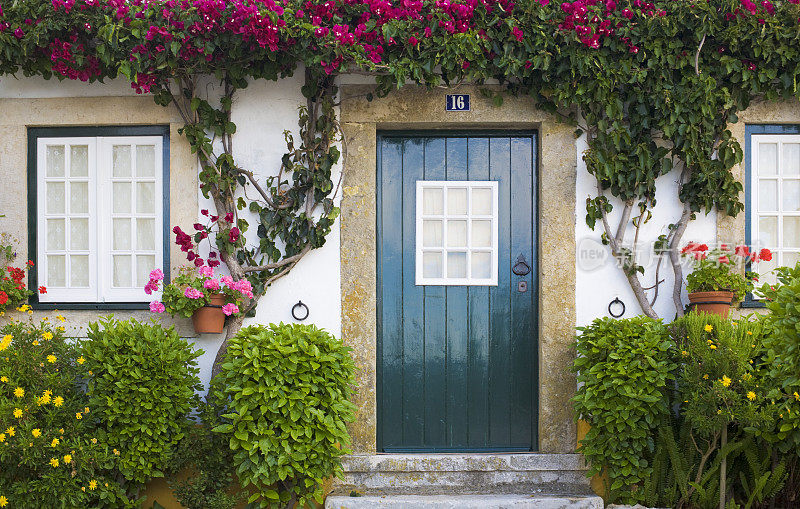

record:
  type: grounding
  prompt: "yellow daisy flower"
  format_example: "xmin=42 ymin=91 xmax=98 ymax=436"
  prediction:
xmin=42 ymin=332 xmax=53 ymax=341
xmin=795 ymin=392 xmax=800 ymax=401
xmin=703 ymin=374 xmax=709 ymax=380
xmin=13 ymin=387 xmax=23 ymax=398
xmin=0 ymin=376 xmax=8 ymax=383
xmin=75 ymin=412 xmax=82 ymax=420
xmin=47 ymin=355 xmax=56 ymax=364
xmin=31 ymin=340 xmax=38 ymax=346
xmin=0 ymin=434 xmax=5 ymax=443
xmin=0 ymin=495 xmax=7 ymax=507
xmin=0 ymin=335 xmax=11 ymax=351
xmin=57 ymin=326 xmax=65 ymax=332
xmin=704 ymin=324 xmax=713 ymax=332
xmin=56 ymin=314 xmax=65 ymax=322
xmin=681 ymin=350 xmax=689 ymax=357
xmin=709 ymin=344 xmax=717 ymax=350
xmin=88 ymin=480 xmax=97 ymax=491
xmin=49 ymin=458 xmax=59 ymax=468
xmin=63 ymin=454 xmax=72 ymax=463
xmin=53 ymin=396 xmax=63 ymax=407
xmin=77 ymin=357 xmax=85 ymax=365
xmin=747 ymin=331 xmax=753 ymax=335
xmin=13 ymin=408 xmax=22 ymax=418
xmin=51 ymin=438 xmax=59 ymax=447
xmin=113 ymin=449 xmax=120 ymax=456
xmin=31 ymin=429 xmax=41 ymax=438
xmin=58 ymin=428 xmax=64 ymax=435
xmin=90 ymin=438 xmax=97 ymax=444
xmin=721 ymin=376 xmax=732 ymax=387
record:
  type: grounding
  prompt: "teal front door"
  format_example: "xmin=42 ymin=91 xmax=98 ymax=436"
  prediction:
xmin=377 ymin=133 xmax=538 ymax=452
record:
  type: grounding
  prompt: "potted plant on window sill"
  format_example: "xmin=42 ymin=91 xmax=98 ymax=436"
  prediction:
xmin=144 ymin=267 xmax=254 ymax=334
xmin=681 ymin=242 xmax=771 ymax=317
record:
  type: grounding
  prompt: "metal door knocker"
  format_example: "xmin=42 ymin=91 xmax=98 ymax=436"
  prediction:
xmin=608 ymin=297 xmax=626 ymax=318
xmin=512 ymin=254 xmax=531 ymax=276
xmin=292 ymin=301 xmax=309 ymax=321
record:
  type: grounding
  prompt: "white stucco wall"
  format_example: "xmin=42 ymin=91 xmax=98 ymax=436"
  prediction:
xmin=573 ymin=133 xmax=718 ymax=325
xmin=0 ymin=74 xmax=343 ymax=391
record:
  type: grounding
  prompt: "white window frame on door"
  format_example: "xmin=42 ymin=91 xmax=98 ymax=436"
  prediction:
xmin=750 ymin=134 xmax=800 ymax=291
xmin=36 ymin=135 xmax=164 ymax=303
xmin=415 ymin=180 xmax=499 ymax=286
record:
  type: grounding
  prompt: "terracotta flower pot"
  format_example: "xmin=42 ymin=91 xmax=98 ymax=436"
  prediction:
xmin=191 ymin=293 xmax=226 ymax=334
xmin=688 ymin=290 xmax=735 ymax=318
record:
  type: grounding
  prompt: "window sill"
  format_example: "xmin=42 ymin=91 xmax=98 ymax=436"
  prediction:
xmin=739 ymin=300 xmax=766 ymax=309
xmin=31 ymin=301 xmax=150 ymax=311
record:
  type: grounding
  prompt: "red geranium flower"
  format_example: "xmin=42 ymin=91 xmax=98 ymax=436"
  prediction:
xmin=758 ymin=248 xmax=773 ymax=262
xmin=38 ymin=286 xmax=47 ymax=294
xmin=0 ymin=291 xmax=7 ymax=305
xmin=735 ymin=245 xmax=750 ymax=257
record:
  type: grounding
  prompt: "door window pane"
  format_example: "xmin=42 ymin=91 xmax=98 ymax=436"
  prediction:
xmin=447 ymin=252 xmax=467 ymax=278
xmin=447 ymin=188 xmax=467 ymax=215
xmin=471 ymin=188 xmax=492 ymax=215
xmin=447 ymin=220 xmax=467 ymax=247
xmin=784 ymin=252 xmax=800 ymax=268
xmin=113 ymin=183 xmax=132 ymax=213
xmin=759 ymin=143 xmax=778 ymax=175
xmin=70 ymin=146 xmax=89 ymax=177
xmin=47 ymin=182 xmax=65 ymax=214
xmin=47 ymin=219 xmax=66 ymax=251
xmin=784 ymin=217 xmax=800 ymax=248
xmin=783 ymin=180 xmax=800 ymax=212
xmin=423 ymin=220 xmax=442 ymax=247
xmin=136 ymin=182 xmax=155 ymax=214
xmin=112 ymin=145 xmax=132 ymax=177
xmin=472 ymin=220 xmax=492 ymax=248
xmin=137 ymin=219 xmax=156 ymax=250
xmin=423 ymin=252 xmax=443 ymax=279
xmin=784 ymin=143 xmax=800 ymax=176
xmin=471 ymin=252 xmax=492 ymax=279
xmin=759 ymin=180 xmax=778 ymax=212
xmin=70 ymin=256 xmax=90 ymax=287
xmin=758 ymin=217 xmax=777 ymax=248
xmin=46 ymin=145 xmax=65 ymax=177
xmin=136 ymin=145 xmax=156 ymax=177
xmin=47 ymin=255 xmax=66 ymax=287
xmin=70 ymin=182 xmax=89 ymax=214
xmin=70 ymin=218 xmax=89 ymax=250
xmin=136 ymin=255 xmax=156 ymax=287
xmin=113 ymin=255 xmax=132 ymax=287
xmin=113 ymin=219 xmax=131 ymax=250
xmin=423 ymin=188 xmax=443 ymax=215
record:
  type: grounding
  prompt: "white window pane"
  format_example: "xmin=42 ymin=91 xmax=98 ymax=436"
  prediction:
xmin=70 ymin=182 xmax=89 ymax=214
xmin=136 ymin=255 xmax=156 ymax=287
xmin=757 ymin=257 xmax=778 ymax=287
xmin=759 ymin=143 xmax=778 ymax=176
xmin=472 ymin=220 xmax=492 ymax=248
xmin=784 ymin=252 xmax=800 ymax=269
xmin=471 ymin=252 xmax=492 ymax=279
xmin=113 ymin=218 xmax=131 ymax=250
xmin=113 ymin=255 xmax=132 ymax=287
xmin=422 ymin=220 xmax=442 ymax=248
xmin=471 ymin=188 xmax=492 ymax=215
xmin=47 ymin=255 xmax=66 ymax=287
xmin=137 ymin=218 xmax=156 ymax=250
xmin=46 ymin=145 xmax=65 ymax=177
xmin=47 ymin=182 xmax=65 ymax=214
xmin=784 ymin=143 xmax=800 ymax=176
xmin=447 ymin=252 xmax=467 ymax=278
xmin=46 ymin=219 xmax=65 ymax=251
xmin=136 ymin=145 xmax=156 ymax=177
xmin=70 ymin=218 xmax=89 ymax=250
xmin=447 ymin=220 xmax=467 ymax=247
xmin=759 ymin=180 xmax=778 ymax=212
xmin=70 ymin=255 xmax=89 ymax=287
xmin=113 ymin=182 xmax=132 ymax=213
xmin=784 ymin=217 xmax=800 ymax=248
xmin=423 ymin=252 xmax=442 ymax=279
xmin=136 ymin=182 xmax=155 ymax=214
xmin=70 ymin=146 xmax=89 ymax=177
xmin=112 ymin=145 xmax=132 ymax=177
xmin=447 ymin=188 xmax=467 ymax=215
xmin=423 ymin=188 xmax=443 ymax=215
xmin=783 ymin=180 xmax=800 ymax=212
xmin=758 ymin=217 xmax=777 ymax=248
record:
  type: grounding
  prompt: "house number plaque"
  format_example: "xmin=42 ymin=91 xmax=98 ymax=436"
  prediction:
xmin=446 ymin=94 xmax=470 ymax=111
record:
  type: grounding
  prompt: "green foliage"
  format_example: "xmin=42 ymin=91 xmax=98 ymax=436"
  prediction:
xmin=572 ymin=316 xmax=676 ymax=503
xmin=213 ymin=323 xmax=356 ymax=508
xmin=733 ymin=437 xmax=787 ymax=509
xmin=82 ymin=317 xmax=203 ymax=489
xmin=170 ymin=377 xmax=242 ymax=509
xmin=0 ymin=319 xmax=133 ymax=508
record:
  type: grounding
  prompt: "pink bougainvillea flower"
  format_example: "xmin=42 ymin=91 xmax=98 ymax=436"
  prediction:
xmin=222 ymin=303 xmax=239 ymax=316
xmin=184 ymin=287 xmax=204 ymax=299
xmin=203 ymin=278 xmax=220 ymax=291
xmin=149 ymin=301 xmax=166 ymax=313
xmin=224 ymin=212 xmax=234 ymax=222
xmin=228 ymin=227 xmax=240 ymax=243
xmin=512 ymin=26 xmax=523 ymax=41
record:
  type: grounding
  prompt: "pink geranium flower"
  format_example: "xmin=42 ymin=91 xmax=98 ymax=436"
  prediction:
xmin=203 ymin=278 xmax=220 ymax=291
xmin=198 ymin=266 xmax=214 ymax=277
xmin=222 ymin=303 xmax=239 ymax=316
xmin=149 ymin=301 xmax=166 ymax=313
xmin=149 ymin=269 xmax=164 ymax=281
xmin=184 ymin=287 xmax=204 ymax=299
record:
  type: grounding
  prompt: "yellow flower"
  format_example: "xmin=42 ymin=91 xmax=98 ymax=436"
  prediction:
xmin=13 ymin=408 xmax=22 ymax=418
xmin=681 ymin=350 xmax=689 ymax=357
xmin=58 ymin=428 xmax=64 ymax=435
xmin=47 ymin=354 xmax=56 ymax=364
xmin=49 ymin=458 xmax=59 ymax=467
xmin=113 ymin=449 xmax=120 ymax=456
xmin=53 ymin=396 xmax=63 ymax=407
xmin=709 ymin=344 xmax=717 ymax=350
xmin=13 ymin=387 xmax=23 ymax=398
xmin=704 ymin=324 xmax=713 ymax=332
xmin=0 ymin=434 xmax=5 ymax=443
xmin=703 ymin=374 xmax=709 ymax=380
xmin=32 ymin=340 xmax=39 ymax=346
xmin=75 ymin=412 xmax=82 ymax=420
xmin=51 ymin=438 xmax=59 ymax=447
xmin=57 ymin=326 xmax=65 ymax=332
xmin=795 ymin=392 xmax=800 ymax=401
xmin=0 ymin=495 xmax=7 ymax=507
xmin=91 ymin=438 xmax=97 ymax=444
xmin=721 ymin=376 xmax=732 ymax=387
xmin=84 ymin=407 xmax=89 ymax=413
xmin=0 ymin=335 xmax=11 ymax=351
xmin=747 ymin=331 xmax=753 ymax=336
xmin=88 ymin=480 xmax=97 ymax=491
xmin=42 ymin=332 xmax=53 ymax=341
xmin=17 ymin=304 xmax=30 ymax=312
xmin=77 ymin=357 xmax=85 ymax=365
xmin=0 ymin=376 xmax=7 ymax=383
xmin=63 ymin=454 xmax=72 ymax=464
xmin=56 ymin=314 xmax=65 ymax=322
xmin=31 ymin=429 xmax=41 ymax=438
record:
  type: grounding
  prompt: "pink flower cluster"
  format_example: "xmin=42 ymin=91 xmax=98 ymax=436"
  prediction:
xmin=184 ymin=287 xmax=205 ymax=299
xmin=558 ymin=0 xmax=664 ymax=49
xmin=47 ymin=35 xmax=102 ymax=82
xmin=144 ymin=268 xmax=164 ymax=295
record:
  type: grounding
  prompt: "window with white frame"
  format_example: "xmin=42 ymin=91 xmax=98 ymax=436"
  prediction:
xmin=750 ymin=134 xmax=800 ymax=287
xmin=35 ymin=133 xmax=165 ymax=304
xmin=415 ymin=180 xmax=498 ymax=286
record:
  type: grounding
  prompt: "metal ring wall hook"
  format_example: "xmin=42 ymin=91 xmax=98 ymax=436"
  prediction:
xmin=608 ymin=297 xmax=626 ymax=318
xmin=512 ymin=255 xmax=531 ymax=276
xmin=292 ymin=301 xmax=310 ymax=321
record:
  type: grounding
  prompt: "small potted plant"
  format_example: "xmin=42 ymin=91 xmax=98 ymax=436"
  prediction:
xmin=145 ymin=267 xmax=254 ymax=334
xmin=681 ymin=242 xmax=771 ymax=317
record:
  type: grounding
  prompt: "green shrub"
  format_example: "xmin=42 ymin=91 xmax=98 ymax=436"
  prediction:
xmin=82 ymin=317 xmax=202 ymax=493
xmin=213 ymin=323 xmax=356 ymax=508
xmin=572 ymin=316 xmax=676 ymax=503
xmin=0 ymin=318 xmax=133 ymax=508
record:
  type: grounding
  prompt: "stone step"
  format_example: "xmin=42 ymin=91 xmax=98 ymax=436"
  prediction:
xmin=325 ymin=494 xmax=604 ymax=509
xmin=335 ymin=454 xmax=592 ymax=494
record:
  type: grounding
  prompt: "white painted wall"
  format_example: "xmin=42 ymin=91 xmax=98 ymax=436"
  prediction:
xmin=573 ymin=133 xmax=718 ymax=325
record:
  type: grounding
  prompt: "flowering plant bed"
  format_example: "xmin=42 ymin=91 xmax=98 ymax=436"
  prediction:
xmin=682 ymin=243 xmax=770 ymax=304
xmin=145 ymin=267 xmax=253 ymax=319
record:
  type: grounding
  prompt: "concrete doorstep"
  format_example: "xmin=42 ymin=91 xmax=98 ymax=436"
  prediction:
xmin=325 ymin=493 xmax=603 ymax=509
